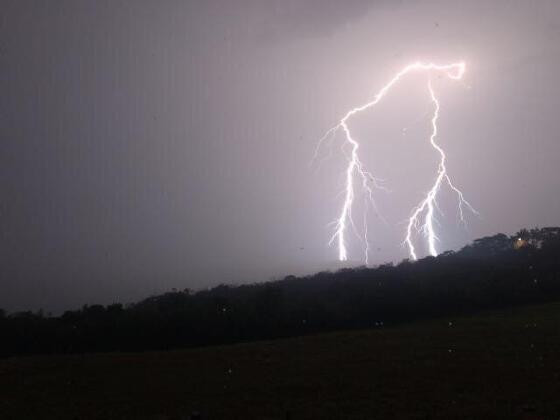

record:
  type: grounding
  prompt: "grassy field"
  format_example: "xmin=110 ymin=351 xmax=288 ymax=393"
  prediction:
xmin=1 ymin=303 xmax=560 ymax=419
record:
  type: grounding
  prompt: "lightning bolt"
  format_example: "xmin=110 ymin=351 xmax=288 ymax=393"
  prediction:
xmin=316 ymin=61 xmax=477 ymax=263
xmin=404 ymin=79 xmax=478 ymax=260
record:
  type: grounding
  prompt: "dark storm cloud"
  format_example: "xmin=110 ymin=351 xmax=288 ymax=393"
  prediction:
xmin=186 ymin=0 xmax=399 ymax=43
xmin=248 ymin=0 xmax=399 ymax=41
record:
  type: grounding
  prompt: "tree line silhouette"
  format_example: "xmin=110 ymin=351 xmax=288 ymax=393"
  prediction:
xmin=2 ymin=227 xmax=560 ymax=357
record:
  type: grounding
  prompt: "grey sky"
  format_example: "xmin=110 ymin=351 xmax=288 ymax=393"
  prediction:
xmin=1 ymin=0 xmax=559 ymax=312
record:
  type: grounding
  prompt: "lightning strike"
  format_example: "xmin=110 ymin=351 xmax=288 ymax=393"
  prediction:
xmin=317 ymin=61 xmax=477 ymax=263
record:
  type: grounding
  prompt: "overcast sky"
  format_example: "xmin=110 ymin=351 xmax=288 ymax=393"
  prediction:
xmin=1 ymin=0 xmax=559 ymax=312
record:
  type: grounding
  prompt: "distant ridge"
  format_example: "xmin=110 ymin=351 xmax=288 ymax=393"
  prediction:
xmin=1 ymin=227 xmax=560 ymax=357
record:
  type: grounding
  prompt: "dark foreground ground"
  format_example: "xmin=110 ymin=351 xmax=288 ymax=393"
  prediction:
xmin=1 ymin=303 xmax=560 ymax=420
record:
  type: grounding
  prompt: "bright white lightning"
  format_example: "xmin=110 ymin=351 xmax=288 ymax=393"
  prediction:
xmin=317 ymin=61 xmax=477 ymax=263
xmin=404 ymin=80 xmax=478 ymax=260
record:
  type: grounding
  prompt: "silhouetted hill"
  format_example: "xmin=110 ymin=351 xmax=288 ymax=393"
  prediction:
xmin=2 ymin=227 xmax=560 ymax=357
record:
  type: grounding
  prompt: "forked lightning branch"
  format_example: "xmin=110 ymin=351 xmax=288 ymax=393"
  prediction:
xmin=313 ymin=61 xmax=478 ymax=264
